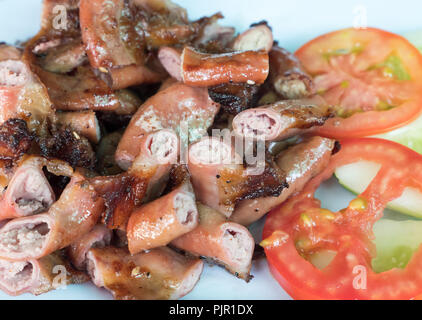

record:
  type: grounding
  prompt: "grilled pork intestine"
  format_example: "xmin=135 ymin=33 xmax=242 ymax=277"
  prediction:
xmin=0 ymin=45 xmax=52 ymax=136
xmin=232 ymin=96 xmax=333 ymax=142
xmin=269 ymin=45 xmax=314 ymax=99
xmin=230 ymin=136 xmax=336 ymax=226
xmin=171 ymin=203 xmax=254 ymax=281
xmin=0 ymin=170 xmax=104 ymax=261
xmin=86 ymin=246 xmax=203 ymax=300
xmin=116 ymin=82 xmax=220 ymax=170
xmin=0 ymin=251 xmax=88 ymax=296
xmin=24 ymin=0 xmax=142 ymax=116
xmin=188 ymin=136 xmax=287 ymax=218
xmin=91 ymin=129 xmax=179 ymax=230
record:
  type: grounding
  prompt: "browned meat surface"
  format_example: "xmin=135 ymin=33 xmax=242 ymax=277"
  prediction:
xmin=37 ymin=126 xmax=96 ymax=169
xmin=188 ymin=137 xmax=287 ymax=217
xmin=0 ymin=119 xmax=32 ymax=160
xmin=0 ymin=250 xmax=88 ymax=296
xmin=269 ymin=45 xmax=314 ymax=99
xmin=231 ymin=136 xmax=336 ymax=225
xmin=232 ymin=96 xmax=334 ymax=142
xmin=208 ymin=82 xmax=260 ymax=115
xmin=86 ymin=246 xmax=203 ymax=300
xmin=171 ymin=203 xmax=254 ymax=281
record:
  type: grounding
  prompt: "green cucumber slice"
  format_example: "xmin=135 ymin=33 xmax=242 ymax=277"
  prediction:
xmin=335 ymin=161 xmax=422 ymax=218
xmin=372 ymin=219 xmax=422 ymax=273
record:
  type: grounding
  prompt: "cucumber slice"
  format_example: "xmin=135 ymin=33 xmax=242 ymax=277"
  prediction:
xmin=369 ymin=32 xmax=422 ymax=154
xmin=335 ymin=161 xmax=422 ymax=218
xmin=372 ymin=114 xmax=422 ymax=154
xmin=372 ymin=219 xmax=422 ymax=273
xmin=404 ymin=30 xmax=422 ymax=53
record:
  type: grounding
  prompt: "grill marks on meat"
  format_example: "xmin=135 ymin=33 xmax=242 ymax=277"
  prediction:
xmin=91 ymin=174 xmax=148 ymax=230
xmin=56 ymin=111 xmax=101 ymax=144
xmin=188 ymin=137 xmax=286 ymax=217
xmin=0 ymin=119 xmax=32 ymax=160
xmin=132 ymin=0 xmax=210 ymax=50
xmin=24 ymin=1 xmax=143 ymax=114
xmin=0 ymin=46 xmax=53 ymax=136
xmin=80 ymin=0 xmax=146 ymax=69
xmin=37 ymin=126 xmax=96 ymax=169
xmin=86 ymin=246 xmax=203 ymax=300
xmin=208 ymin=83 xmax=260 ymax=115
xmin=215 ymin=152 xmax=287 ymax=210
xmin=92 ymin=130 xmax=179 ymax=230
xmin=231 ymin=136 xmax=336 ymax=226
xmin=28 ymin=62 xmax=141 ymax=113
xmin=0 ymin=0 xmax=345 ymax=300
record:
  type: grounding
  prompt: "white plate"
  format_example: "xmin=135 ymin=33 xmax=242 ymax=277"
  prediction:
xmin=0 ymin=0 xmax=421 ymax=300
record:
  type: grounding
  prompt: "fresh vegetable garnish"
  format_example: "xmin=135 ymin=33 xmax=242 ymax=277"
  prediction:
xmin=263 ymin=138 xmax=422 ymax=299
xmin=369 ymin=32 xmax=422 ymax=154
xmin=295 ymin=28 xmax=422 ymax=138
xmin=336 ymin=160 xmax=422 ymax=218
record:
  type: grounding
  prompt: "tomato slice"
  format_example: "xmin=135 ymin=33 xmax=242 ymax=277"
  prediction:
xmin=295 ymin=28 xmax=422 ymax=138
xmin=262 ymin=138 xmax=422 ymax=300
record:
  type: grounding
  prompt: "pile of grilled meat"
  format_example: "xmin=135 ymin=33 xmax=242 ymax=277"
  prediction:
xmin=0 ymin=0 xmax=336 ymax=299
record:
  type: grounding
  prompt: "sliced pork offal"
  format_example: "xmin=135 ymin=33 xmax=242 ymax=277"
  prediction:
xmin=0 ymin=172 xmax=104 ymax=260
xmin=91 ymin=129 xmax=180 ymax=230
xmin=231 ymin=136 xmax=336 ymax=225
xmin=68 ymin=225 xmax=113 ymax=270
xmin=232 ymin=96 xmax=333 ymax=142
xmin=0 ymin=157 xmax=55 ymax=220
xmin=86 ymin=246 xmax=203 ymax=300
xmin=127 ymin=180 xmax=198 ymax=254
xmin=115 ymin=82 xmax=220 ymax=170
xmin=0 ymin=252 xmax=87 ymax=296
xmin=188 ymin=136 xmax=286 ymax=218
xmin=171 ymin=203 xmax=254 ymax=281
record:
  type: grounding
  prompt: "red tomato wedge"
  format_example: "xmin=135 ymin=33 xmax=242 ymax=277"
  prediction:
xmin=262 ymin=138 xmax=422 ymax=300
xmin=295 ymin=28 xmax=422 ymax=138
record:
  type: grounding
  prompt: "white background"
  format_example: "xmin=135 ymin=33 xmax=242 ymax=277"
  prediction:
xmin=0 ymin=0 xmax=420 ymax=300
